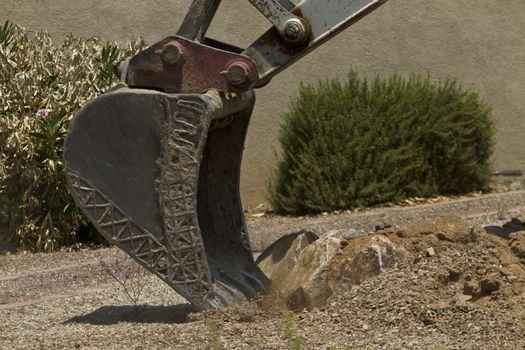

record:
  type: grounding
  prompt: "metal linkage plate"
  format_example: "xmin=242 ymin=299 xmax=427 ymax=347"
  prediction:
xmin=124 ymin=36 xmax=259 ymax=94
xmin=245 ymin=0 xmax=388 ymax=85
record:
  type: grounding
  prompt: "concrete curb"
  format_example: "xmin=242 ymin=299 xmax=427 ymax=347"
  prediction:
xmin=247 ymin=191 xmax=525 ymax=252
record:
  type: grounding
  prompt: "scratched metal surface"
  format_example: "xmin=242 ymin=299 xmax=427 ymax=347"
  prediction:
xmin=244 ymin=0 xmax=387 ymax=84
xmin=248 ymin=0 xmax=299 ymax=32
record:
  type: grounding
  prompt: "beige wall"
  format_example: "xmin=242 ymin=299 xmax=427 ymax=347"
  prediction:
xmin=3 ymin=0 xmax=525 ymax=205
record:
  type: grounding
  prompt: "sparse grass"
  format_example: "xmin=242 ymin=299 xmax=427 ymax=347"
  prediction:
xmin=497 ymin=203 xmax=509 ymax=220
xmin=98 ymin=44 xmax=120 ymax=86
xmin=206 ymin=319 xmax=224 ymax=350
xmin=0 ymin=20 xmax=14 ymax=48
xmin=283 ymin=310 xmax=305 ymax=350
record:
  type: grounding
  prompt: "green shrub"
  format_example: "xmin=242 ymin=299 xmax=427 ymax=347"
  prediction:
xmin=0 ymin=22 xmax=145 ymax=252
xmin=283 ymin=310 xmax=305 ymax=350
xmin=269 ymin=71 xmax=495 ymax=214
xmin=206 ymin=319 xmax=224 ymax=350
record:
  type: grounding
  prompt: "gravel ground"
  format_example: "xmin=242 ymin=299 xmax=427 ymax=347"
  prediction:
xmin=1 ymin=195 xmax=525 ymax=349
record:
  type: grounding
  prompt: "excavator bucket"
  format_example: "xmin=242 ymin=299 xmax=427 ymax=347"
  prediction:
xmin=63 ymin=0 xmax=387 ymax=310
xmin=64 ymin=87 xmax=267 ymax=309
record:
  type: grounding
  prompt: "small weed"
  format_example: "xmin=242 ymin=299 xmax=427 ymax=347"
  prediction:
xmin=0 ymin=20 xmax=14 ymax=48
xmin=99 ymin=250 xmax=150 ymax=307
xmin=206 ymin=319 xmax=224 ymax=350
xmin=497 ymin=203 xmax=509 ymax=220
xmin=98 ymin=44 xmax=120 ymax=87
xmin=283 ymin=310 xmax=305 ymax=350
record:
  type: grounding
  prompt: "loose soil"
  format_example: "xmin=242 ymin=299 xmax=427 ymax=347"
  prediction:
xmin=1 ymin=214 xmax=525 ymax=349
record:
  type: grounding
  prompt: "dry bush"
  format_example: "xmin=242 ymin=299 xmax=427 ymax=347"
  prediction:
xmin=99 ymin=250 xmax=151 ymax=306
xmin=0 ymin=21 xmax=145 ymax=252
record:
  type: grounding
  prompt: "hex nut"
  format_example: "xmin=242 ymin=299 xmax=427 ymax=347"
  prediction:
xmin=161 ymin=43 xmax=184 ymax=65
xmin=282 ymin=18 xmax=309 ymax=44
xmin=226 ymin=64 xmax=248 ymax=86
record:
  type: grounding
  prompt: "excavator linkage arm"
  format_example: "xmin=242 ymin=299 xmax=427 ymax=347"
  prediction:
xmin=64 ymin=0 xmax=387 ymax=309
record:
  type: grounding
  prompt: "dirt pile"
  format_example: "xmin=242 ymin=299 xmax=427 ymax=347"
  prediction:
xmin=196 ymin=216 xmax=525 ymax=348
xmin=300 ymin=216 xmax=525 ymax=348
xmin=371 ymin=216 xmax=525 ymax=304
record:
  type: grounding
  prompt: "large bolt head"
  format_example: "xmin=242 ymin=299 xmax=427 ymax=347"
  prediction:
xmin=161 ymin=43 xmax=184 ymax=65
xmin=222 ymin=60 xmax=256 ymax=89
xmin=225 ymin=65 xmax=248 ymax=86
xmin=283 ymin=18 xmax=309 ymax=44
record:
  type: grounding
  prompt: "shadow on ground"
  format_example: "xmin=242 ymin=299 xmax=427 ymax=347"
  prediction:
xmin=64 ymin=304 xmax=194 ymax=325
xmin=485 ymin=218 xmax=525 ymax=240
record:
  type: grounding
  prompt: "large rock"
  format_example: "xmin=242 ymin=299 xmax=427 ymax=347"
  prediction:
xmin=256 ymin=230 xmax=343 ymax=309
xmin=255 ymin=230 xmax=318 ymax=282
xmin=257 ymin=229 xmax=404 ymax=309
xmin=281 ymin=235 xmax=345 ymax=309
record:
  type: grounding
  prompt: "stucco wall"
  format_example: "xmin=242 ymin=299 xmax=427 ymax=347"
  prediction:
xmin=3 ymin=0 xmax=525 ymax=205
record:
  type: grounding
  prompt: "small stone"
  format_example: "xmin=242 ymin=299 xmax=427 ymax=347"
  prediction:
xmin=479 ymin=275 xmax=501 ymax=294
xmin=507 ymin=275 xmax=518 ymax=282
xmin=375 ymin=223 xmax=392 ymax=231
xmin=456 ymin=293 xmax=472 ymax=302
xmin=463 ymin=280 xmax=479 ymax=296
xmin=426 ymin=247 xmax=436 ymax=257
xmin=325 ymin=228 xmax=364 ymax=241
xmin=509 ymin=231 xmax=525 ymax=259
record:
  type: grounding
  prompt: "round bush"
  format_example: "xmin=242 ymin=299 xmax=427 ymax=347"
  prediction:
xmin=269 ymin=72 xmax=495 ymax=214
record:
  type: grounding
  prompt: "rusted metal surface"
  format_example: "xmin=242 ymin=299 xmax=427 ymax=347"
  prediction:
xmin=124 ymin=36 xmax=259 ymax=93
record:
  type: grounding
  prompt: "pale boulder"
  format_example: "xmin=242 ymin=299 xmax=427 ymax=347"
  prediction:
xmin=255 ymin=230 xmax=318 ymax=282
xmin=257 ymin=230 xmax=405 ymax=309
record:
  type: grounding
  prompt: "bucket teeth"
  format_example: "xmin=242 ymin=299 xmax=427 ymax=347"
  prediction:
xmin=64 ymin=87 xmax=267 ymax=310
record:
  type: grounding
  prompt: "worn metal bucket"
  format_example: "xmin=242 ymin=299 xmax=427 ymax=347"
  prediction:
xmin=64 ymin=86 xmax=267 ymax=310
